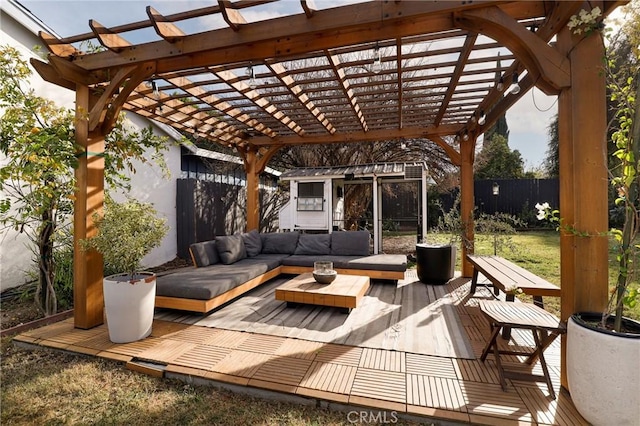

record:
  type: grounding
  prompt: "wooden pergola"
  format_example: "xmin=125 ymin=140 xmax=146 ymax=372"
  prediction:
xmin=32 ymin=0 xmax=625 ymax=390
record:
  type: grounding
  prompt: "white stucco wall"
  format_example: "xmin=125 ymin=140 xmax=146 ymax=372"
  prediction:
xmin=1 ymin=2 xmax=180 ymax=291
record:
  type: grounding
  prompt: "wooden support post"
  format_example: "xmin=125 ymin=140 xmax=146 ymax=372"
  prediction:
xmin=73 ymin=85 xmax=105 ymax=329
xmin=460 ymin=137 xmax=475 ymax=277
xmin=557 ymin=21 xmax=608 ymax=389
xmin=245 ymin=148 xmax=260 ymax=231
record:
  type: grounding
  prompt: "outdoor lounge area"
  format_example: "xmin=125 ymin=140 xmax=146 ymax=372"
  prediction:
xmin=3 ymin=0 xmax=634 ymax=424
xmin=14 ymin=271 xmax=587 ymax=425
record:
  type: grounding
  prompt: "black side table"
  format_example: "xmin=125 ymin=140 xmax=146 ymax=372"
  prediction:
xmin=415 ymin=243 xmax=456 ymax=284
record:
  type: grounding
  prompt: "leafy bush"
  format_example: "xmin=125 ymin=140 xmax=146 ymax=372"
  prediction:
xmin=81 ymin=197 xmax=168 ymax=278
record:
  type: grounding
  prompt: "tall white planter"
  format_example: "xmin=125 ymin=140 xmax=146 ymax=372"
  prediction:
xmin=103 ymin=272 xmax=157 ymax=343
xmin=567 ymin=313 xmax=640 ymax=426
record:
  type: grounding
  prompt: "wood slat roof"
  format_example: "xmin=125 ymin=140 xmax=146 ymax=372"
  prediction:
xmin=32 ymin=1 xmax=617 ymax=161
xmin=279 ymin=161 xmax=427 ymax=179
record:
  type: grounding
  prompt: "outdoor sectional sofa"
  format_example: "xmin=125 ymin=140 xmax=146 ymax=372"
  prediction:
xmin=155 ymin=230 xmax=407 ymax=313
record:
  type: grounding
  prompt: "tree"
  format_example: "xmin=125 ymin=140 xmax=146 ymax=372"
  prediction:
xmin=483 ymin=113 xmax=510 ymax=145
xmin=474 ymin=134 xmax=525 ymax=179
xmin=0 ymin=45 xmax=171 ymax=316
xmin=543 ymin=114 xmax=559 ymax=178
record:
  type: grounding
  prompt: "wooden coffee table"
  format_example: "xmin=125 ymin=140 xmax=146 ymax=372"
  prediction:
xmin=275 ymin=272 xmax=370 ymax=313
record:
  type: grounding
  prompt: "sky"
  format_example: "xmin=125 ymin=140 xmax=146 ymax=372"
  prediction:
xmin=17 ymin=0 xmax=625 ymax=171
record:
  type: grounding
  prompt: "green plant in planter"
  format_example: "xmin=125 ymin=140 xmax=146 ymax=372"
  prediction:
xmin=81 ymin=197 xmax=168 ymax=279
xmin=536 ymin=65 xmax=639 ymax=333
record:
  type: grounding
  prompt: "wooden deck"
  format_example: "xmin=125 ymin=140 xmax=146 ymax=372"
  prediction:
xmin=13 ymin=271 xmax=587 ymax=425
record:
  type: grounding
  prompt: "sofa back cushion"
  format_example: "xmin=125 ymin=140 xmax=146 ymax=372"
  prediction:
xmin=261 ymin=232 xmax=299 ymax=254
xmin=241 ymin=229 xmax=262 ymax=257
xmin=331 ymin=231 xmax=370 ymax=256
xmin=294 ymin=234 xmax=331 ymax=255
xmin=215 ymin=235 xmax=247 ymax=264
xmin=189 ymin=240 xmax=219 ymax=267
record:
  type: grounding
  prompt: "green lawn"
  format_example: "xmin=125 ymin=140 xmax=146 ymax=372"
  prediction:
xmin=472 ymin=230 xmax=640 ymax=321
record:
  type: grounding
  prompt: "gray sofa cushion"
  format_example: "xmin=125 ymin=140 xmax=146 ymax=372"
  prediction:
xmin=242 ymin=229 xmax=262 ymax=257
xmin=189 ymin=240 xmax=219 ymax=267
xmin=294 ymin=234 xmax=331 ymax=255
xmin=282 ymin=254 xmax=407 ymax=272
xmin=346 ymin=254 xmax=407 ymax=272
xmin=156 ymin=258 xmax=276 ymax=300
xmin=261 ymin=232 xmax=300 ymax=254
xmin=215 ymin=234 xmax=247 ymax=264
xmin=331 ymin=231 xmax=370 ymax=256
xmin=282 ymin=255 xmax=353 ymax=269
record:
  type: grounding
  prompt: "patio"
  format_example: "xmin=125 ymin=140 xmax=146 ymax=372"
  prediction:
xmin=23 ymin=0 xmax=625 ymax=420
xmin=14 ymin=272 xmax=586 ymax=425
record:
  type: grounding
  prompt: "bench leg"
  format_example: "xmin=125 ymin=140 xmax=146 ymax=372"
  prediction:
xmin=531 ymin=329 xmax=556 ymax=399
xmin=480 ymin=323 xmax=508 ymax=391
xmin=501 ymin=294 xmax=515 ymax=339
xmin=533 ymin=295 xmax=544 ymax=308
xmin=469 ymin=268 xmax=479 ymax=296
xmin=480 ymin=324 xmax=502 ymax=362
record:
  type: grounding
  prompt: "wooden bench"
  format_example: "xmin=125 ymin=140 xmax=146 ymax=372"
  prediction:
xmin=467 ymin=255 xmax=560 ymax=308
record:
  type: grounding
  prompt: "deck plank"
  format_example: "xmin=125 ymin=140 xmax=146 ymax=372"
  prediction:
xmin=175 ymin=275 xmax=475 ymax=359
xmin=299 ymin=361 xmax=357 ymax=394
xmin=16 ymin=272 xmax=588 ymax=426
xmin=351 ymin=368 xmax=406 ymax=403
xmin=173 ymin=344 xmax=231 ymax=371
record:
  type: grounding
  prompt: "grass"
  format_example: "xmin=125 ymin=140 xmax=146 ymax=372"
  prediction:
xmin=0 ymin=337 xmax=422 ymax=426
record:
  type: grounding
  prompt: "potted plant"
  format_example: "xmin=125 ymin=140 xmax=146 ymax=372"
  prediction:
xmin=566 ymin=73 xmax=640 ymax=426
xmin=536 ymin=9 xmax=639 ymax=423
xmin=82 ymin=197 xmax=168 ymax=343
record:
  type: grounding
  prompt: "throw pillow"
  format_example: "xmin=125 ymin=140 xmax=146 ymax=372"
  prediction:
xmin=261 ymin=232 xmax=300 ymax=254
xmin=294 ymin=234 xmax=331 ymax=255
xmin=241 ymin=229 xmax=262 ymax=257
xmin=189 ymin=240 xmax=219 ymax=267
xmin=215 ymin=235 xmax=247 ymax=264
xmin=331 ymin=230 xmax=370 ymax=256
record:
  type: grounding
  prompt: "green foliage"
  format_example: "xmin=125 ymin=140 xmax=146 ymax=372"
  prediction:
xmin=81 ymin=197 xmax=168 ymax=278
xmin=0 ymin=45 xmax=171 ymax=314
xmin=543 ymin=115 xmax=559 ymax=178
xmin=0 ymin=46 xmax=78 ymax=315
xmin=474 ymin=134 xmax=525 ymax=179
xmin=605 ymin=5 xmax=640 ymax=330
xmin=429 ymin=194 xmax=523 ymax=255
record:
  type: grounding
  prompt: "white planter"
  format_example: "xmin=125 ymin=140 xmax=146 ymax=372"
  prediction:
xmin=103 ymin=272 xmax=156 ymax=343
xmin=567 ymin=312 xmax=640 ymax=426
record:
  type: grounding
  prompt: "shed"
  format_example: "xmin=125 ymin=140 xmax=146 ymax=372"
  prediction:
xmin=278 ymin=162 xmax=432 ymax=253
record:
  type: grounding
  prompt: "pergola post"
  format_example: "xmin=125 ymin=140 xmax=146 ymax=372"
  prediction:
xmin=460 ymin=136 xmax=475 ymax=277
xmin=245 ymin=148 xmax=260 ymax=231
xmin=73 ymin=84 xmax=105 ymax=329
xmin=558 ymin=25 xmax=609 ymax=388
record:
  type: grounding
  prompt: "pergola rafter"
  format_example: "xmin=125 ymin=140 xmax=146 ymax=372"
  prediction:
xmin=31 ymin=0 xmax=627 ymax=392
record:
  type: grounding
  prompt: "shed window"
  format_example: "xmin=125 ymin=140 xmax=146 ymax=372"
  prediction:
xmin=297 ymin=182 xmax=324 ymax=211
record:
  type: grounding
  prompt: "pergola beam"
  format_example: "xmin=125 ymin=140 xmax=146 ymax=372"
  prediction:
xmin=249 ymin=124 xmax=462 ymax=147
xmin=326 ymin=50 xmax=368 ymax=132
xmin=218 ymin=0 xmax=247 ymax=31
xmin=89 ymin=20 xmax=132 ymax=53
xmin=147 ymin=6 xmax=186 ymax=43
xmin=59 ymin=2 xmax=543 ymax=74
xmin=456 ymin=6 xmax=571 ymax=95
xmin=266 ymin=62 xmax=336 ymax=135
xmin=434 ymin=34 xmax=477 ymax=126
xmin=212 ymin=67 xmax=305 ymax=136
